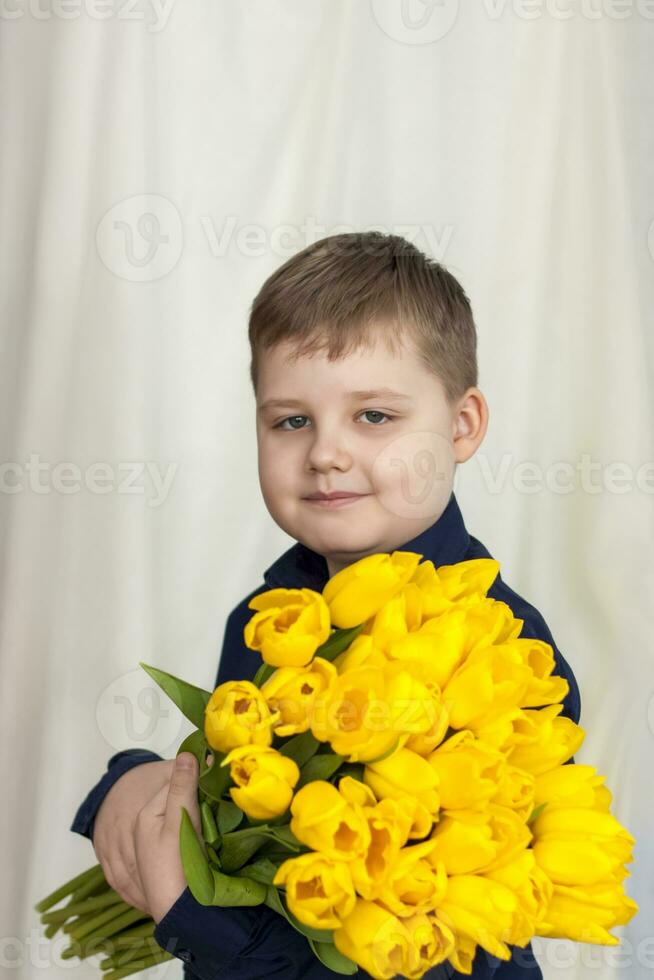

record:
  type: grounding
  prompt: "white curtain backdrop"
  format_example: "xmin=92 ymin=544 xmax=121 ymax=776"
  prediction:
xmin=1 ymin=2 xmax=652 ymax=977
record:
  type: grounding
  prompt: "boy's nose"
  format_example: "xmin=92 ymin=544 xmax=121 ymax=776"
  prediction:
xmin=305 ymin=434 xmax=352 ymax=473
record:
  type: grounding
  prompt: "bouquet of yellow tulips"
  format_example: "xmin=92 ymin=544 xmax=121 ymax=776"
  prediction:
xmin=36 ymin=553 xmax=638 ymax=979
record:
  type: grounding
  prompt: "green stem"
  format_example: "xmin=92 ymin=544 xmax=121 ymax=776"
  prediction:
xmin=70 ymin=906 xmax=148 ymax=945
xmin=41 ymin=890 xmax=122 ymax=923
xmin=66 ymin=900 xmax=132 ymax=941
xmin=34 ymin=864 xmax=104 ymax=913
xmin=101 ymin=949 xmax=173 ymax=980
xmin=69 ymin=866 xmax=108 ymax=903
xmin=107 ymin=923 xmax=156 ymax=945
xmin=60 ymin=924 xmax=155 ymax=962
xmin=100 ymin=936 xmax=160 ymax=971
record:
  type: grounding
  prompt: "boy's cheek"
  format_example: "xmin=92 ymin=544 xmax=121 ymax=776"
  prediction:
xmin=371 ymin=430 xmax=456 ymax=522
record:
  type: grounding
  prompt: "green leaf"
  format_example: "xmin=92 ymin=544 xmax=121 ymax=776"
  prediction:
xmin=201 ymin=801 xmax=220 ymax=846
xmin=139 ymin=662 xmax=211 ymax=730
xmin=336 ymin=762 xmax=365 ymax=783
xmin=233 ymin=858 xmax=281 ymax=885
xmin=267 ymin=824 xmax=302 ymax=849
xmin=219 ymin=830 xmax=271 ymax=872
xmin=314 ymin=625 xmax=364 ymax=662
xmin=199 ymin=753 xmax=231 ymax=802
xmin=210 ymin=868 xmax=266 ymax=907
xmin=297 ymin=753 xmax=344 ymax=789
xmin=180 ymin=808 xmax=214 ymax=904
xmin=278 ymin=730 xmax=321 ymax=767
xmin=220 ymin=825 xmax=301 ymax=873
xmin=264 ymin=885 xmax=334 ymax=943
xmin=178 ymin=729 xmax=209 ymax=771
xmin=181 ymin=809 xmax=266 ymax=907
xmin=217 ymin=799 xmax=243 ymax=834
xmin=308 ymin=938 xmax=358 ymax=974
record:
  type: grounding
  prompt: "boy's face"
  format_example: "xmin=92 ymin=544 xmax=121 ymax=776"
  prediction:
xmin=255 ymin=331 xmax=487 ymax=579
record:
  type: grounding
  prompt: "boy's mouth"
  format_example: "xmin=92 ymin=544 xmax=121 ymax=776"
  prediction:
xmin=303 ymin=491 xmax=370 ymax=508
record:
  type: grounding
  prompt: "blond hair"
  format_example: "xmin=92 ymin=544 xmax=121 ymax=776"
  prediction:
xmin=248 ymin=232 xmax=477 ymax=406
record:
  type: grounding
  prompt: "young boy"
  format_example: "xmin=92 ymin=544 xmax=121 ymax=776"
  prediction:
xmin=71 ymin=232 xmax=581 ymax=979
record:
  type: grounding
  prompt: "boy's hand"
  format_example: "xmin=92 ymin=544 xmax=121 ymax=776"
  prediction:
xmin=93 ymin=759 xmax=176 ymax=913
xmin=134 ymin=752 xmax=204 ymax=925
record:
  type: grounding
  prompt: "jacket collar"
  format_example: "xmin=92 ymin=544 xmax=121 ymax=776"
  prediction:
xmin=262 ymin=490 xmax=471 ymax=590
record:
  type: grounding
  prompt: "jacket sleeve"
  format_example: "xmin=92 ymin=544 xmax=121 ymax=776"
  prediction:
xmin=70 ymin=748 xmax=164 ymax=842
xmin=152 ymin=889 xmax=343 ymax=979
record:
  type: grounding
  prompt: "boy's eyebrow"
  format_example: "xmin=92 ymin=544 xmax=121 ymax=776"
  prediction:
xmin=257 ymin=388 xmax=413 ymax=412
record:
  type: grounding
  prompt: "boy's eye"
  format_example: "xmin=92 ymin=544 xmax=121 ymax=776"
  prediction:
xmin=273 ymin=410 xmax=393 ymax=431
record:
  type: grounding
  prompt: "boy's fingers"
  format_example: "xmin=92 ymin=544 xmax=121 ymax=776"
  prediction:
xmin=164 ymin=753 xmax=202 ymax=838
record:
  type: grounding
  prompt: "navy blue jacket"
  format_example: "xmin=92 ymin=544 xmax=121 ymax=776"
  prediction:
xmin=71 ymin=492 xmax=581 ymax=979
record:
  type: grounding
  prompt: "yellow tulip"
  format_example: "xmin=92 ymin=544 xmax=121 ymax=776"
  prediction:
xmin=428 ymin=804 xmax=531 ymax=876
xmin=289 ymin=780 xmax=370 ymax=859
xmin=447 ymin=933 xmax=478 ymax=975
xmin=219 ymin=744 xmax=299 ymax=820
xmin=427 ymin=730 xmax=506 ymax=810
xmin=310 ymin=661 xmax=433 ymax=763
xmin=490 ymin=763 xmax=535 ymax=821
xmin=336 ymin=776 xmax=435 ymax=898
xmin=506 ymin=704 xmax=585 ymax=774
xmin=364 ymin=747 xmax=440 ymax=814
xmin=438 ymin=875 xmax=517 ymax=962
xmin=363 ymin=585 xmax=421 ymax=654
xmin=441 ymin=643 xmax=533 ymax=730
xmin=408 ymin=558 xmax=499 ymax=620
xmin=404 ymin=690 xmax=450 ymax=757
xmin=531 ymin=807 xmax=635 ymax=886
xmin=486 ymin=849 xmax=553 ymax=945
xmin=457 ymin=596 xmax=524 ymax=653
xmin=537 ymin=879 xmax=639 ymax=945
xmin=395 ymin=793 xmax=435 ymax=841
xmin=399 ymin=911 xmax=456 ymax=975
xmin=333 ymin=899 xmax=421 ymax=980
xmin=511 ymin=637 xmax=571 ymax=708
xmin=347 ymin=797 xmax=408 ymax=900
xmin=244 ymin=587 xmax=331 ymax=667
xmin=475 ymin=708 xmax=525 ymax=753
xmin=337 ymin=773 xmax=377 ymax=807
xmin=375 ymin=839 xmax=447 ymax=916
xmin=323 ymin=551 xmax=421 ymax=629
xmin=533 ymin=763 xmax=612 ymax=811
xmin=204 ymin=680 xmax=280 ymax=753
xmin=386 ymin=608 xmax=469 ymax=690
xmin=260 ymin=656 xmax=337 ymax=737
xmin=272 ymin=852 xmax=356 ymax=930
xmin=332 ymin=633 xmax=388 ymax=672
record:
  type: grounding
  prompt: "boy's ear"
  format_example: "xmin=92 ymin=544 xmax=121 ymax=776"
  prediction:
xmin=452 ymin=388 xmax=488 ymax=463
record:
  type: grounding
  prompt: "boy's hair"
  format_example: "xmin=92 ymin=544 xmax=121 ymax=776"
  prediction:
xmin=248 ymin=231 xmax=478 ymax=406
